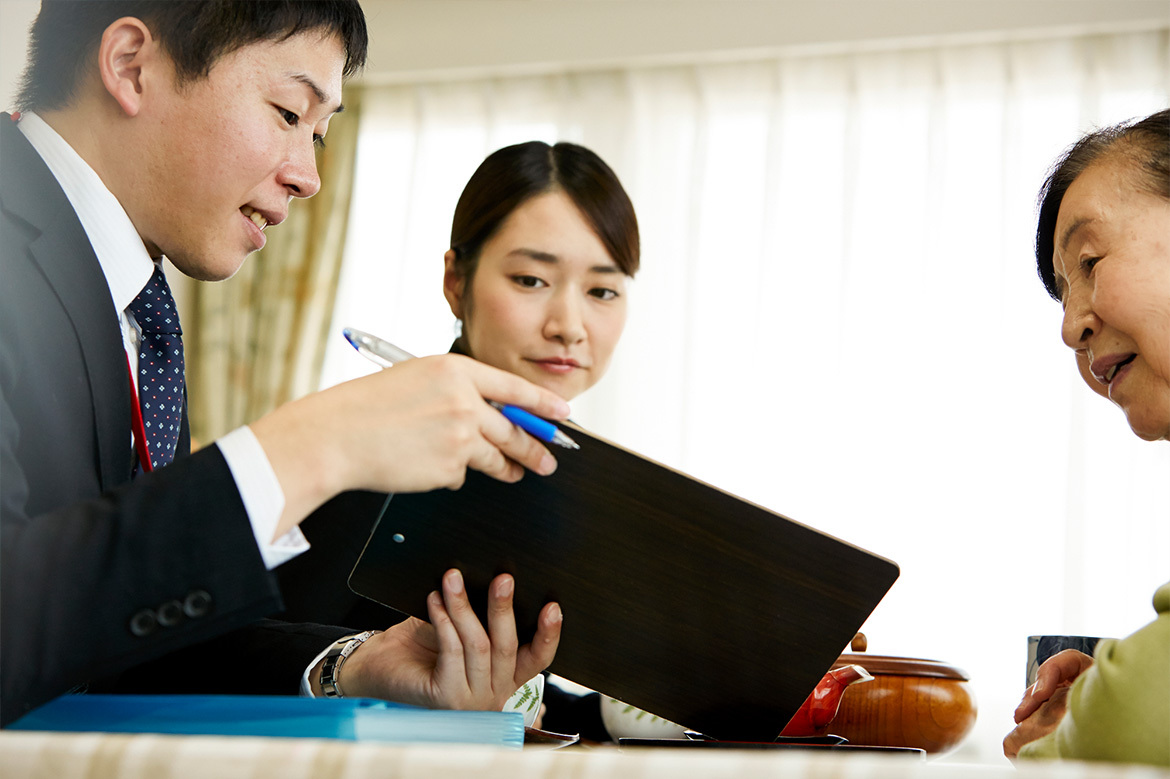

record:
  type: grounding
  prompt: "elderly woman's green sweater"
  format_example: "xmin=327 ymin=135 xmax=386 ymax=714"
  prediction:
xmin=1019 ymin=581 xmax=1170 ymax=767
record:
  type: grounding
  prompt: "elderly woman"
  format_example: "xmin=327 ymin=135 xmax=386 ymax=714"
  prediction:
xmin=1003 ymin=108 xmax=1169 ymax=766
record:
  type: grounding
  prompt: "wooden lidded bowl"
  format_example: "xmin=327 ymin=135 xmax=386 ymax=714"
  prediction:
xmin=828 ymin=635 xmax=977 ymax=755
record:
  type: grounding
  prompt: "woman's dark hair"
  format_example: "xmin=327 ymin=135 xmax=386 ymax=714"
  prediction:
xmin=449 ymin=141 xmax=640 ymax=289
xmin=1035 ymin=108 xmax=1169 ymax=300
xmin=16 ymin=0 xmax=368 ymax=112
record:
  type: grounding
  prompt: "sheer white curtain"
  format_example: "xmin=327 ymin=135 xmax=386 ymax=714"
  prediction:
xmin=324 ymin=29 xmax=1169 ymax=760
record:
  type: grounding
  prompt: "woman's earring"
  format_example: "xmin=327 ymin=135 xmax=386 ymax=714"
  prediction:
xmin=453 ymin=319 xmax=463 ymax=338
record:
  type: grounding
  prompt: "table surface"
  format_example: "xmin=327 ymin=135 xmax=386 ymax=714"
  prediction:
xmin=2 ymin=731 xmax=1168 ymax=779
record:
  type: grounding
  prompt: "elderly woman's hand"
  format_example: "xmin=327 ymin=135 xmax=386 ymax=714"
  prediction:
xmin=1014 ymin=649 xmax=1095 ymax=722
xmin=1002 ymin=648 xmax=1095 ymax=758
xmin=1003 ymin=684 xmax=1071 ymax=758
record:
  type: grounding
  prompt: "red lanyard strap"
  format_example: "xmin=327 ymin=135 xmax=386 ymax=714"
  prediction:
xmin=124 ymin=351 xmax=153 ymax=473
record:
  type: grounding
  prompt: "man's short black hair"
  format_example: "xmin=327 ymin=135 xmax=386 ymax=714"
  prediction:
xmin=17 ymin=0 xmax=368 ymax=112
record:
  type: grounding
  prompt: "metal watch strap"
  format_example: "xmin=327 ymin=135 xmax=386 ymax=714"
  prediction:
xmin=319 ymin=630 xmax=379 ymax=698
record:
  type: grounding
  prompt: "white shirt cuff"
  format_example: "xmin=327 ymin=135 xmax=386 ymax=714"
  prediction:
xmin=301 ymin=644 xmax=333 ymax=697
xmin=216 ymin=426 xmax=308 ymax=570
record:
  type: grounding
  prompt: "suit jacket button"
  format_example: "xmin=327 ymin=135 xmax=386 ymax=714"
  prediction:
xmin=129 ymin=609 xmax=158 ymax=637
xmin=157 ymin=599 xmax=184 ymax=627
xmin=183 ymin=589 xmax=213 ymax=619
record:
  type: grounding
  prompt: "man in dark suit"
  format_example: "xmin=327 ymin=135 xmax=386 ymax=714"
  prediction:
xmin=1 ymin=1 xmax=567 ymax=726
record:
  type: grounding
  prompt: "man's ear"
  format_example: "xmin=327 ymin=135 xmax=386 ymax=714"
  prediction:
xmin=97 ymin=17 xmax=158 ymax=117
xmin=442 ymin=249 xmax=465 ymax=319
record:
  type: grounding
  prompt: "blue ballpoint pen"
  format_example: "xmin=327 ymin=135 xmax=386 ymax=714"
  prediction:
xmin=342 ymin=327 xmax=580 ymax=450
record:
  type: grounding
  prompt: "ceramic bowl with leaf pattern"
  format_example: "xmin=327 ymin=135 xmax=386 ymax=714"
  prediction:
xmin=503 ymin=673 xmax=544 ymax=727
xmin=599 ymin=695 xmax=687 ymax=740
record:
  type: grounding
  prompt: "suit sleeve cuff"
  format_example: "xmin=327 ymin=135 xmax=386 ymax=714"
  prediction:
xmin=216 ymin=426 xmax=308 ymax=570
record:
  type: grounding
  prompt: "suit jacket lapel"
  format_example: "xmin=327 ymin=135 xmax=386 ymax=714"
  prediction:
xmin=1 ymin=117 xmax=134 ymax=489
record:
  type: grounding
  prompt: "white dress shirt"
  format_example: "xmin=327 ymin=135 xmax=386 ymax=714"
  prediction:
xmin=16 ymin=112 xmax=308 ymax=569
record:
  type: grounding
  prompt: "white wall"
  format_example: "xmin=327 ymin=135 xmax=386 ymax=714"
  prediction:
xmin=4 ymin=0 xmax=1168 ymax=105
xmin=0 ymin=0 xmax=38 ymax=109
xmin=359 ymin=0 xmax=1169 ymax=82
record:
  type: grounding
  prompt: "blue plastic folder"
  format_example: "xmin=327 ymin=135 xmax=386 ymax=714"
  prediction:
xmin=8 ymin=695 xmax=524 ymax=749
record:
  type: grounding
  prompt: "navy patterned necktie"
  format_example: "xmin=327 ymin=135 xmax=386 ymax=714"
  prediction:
xmin=127 ymin=265 xmax=185 ymax=469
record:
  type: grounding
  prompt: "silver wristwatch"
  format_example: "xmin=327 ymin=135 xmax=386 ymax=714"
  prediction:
xmin=319 ymin=630 xmax=380 ymax=698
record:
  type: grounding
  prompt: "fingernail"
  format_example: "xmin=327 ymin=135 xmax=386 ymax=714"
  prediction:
xmin=540 ymin=453 xmax=557 ymax=474
xmin=549 ymin=603 xmax=562 ymax=624
xmin=447 ymin=570 xmax=464 ymax=594
xmin=555 ymin=400 xmax=570 ymax=418
xmin=497 ymin=575 xmax=514 ymax=598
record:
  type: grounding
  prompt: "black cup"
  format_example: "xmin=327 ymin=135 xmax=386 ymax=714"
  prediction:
xmin=1026 ymin=635 xmax=1103 ymax=687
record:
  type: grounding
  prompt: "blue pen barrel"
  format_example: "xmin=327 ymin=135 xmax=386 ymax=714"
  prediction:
xmin=496 ymin=404 xmax=557 ymax=443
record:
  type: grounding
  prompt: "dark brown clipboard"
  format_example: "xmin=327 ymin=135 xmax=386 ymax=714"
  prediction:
xmin=349 ymin=422 xmax=898 ymax=742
